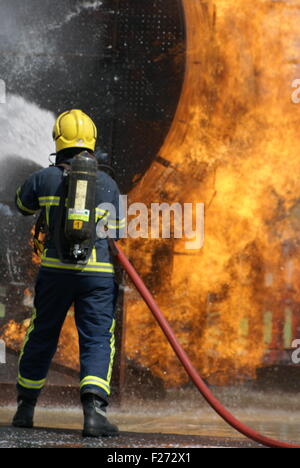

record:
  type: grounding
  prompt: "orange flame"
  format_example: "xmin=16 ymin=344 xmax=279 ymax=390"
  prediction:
xmin=124 ymin=0 xmax=300 ymax=386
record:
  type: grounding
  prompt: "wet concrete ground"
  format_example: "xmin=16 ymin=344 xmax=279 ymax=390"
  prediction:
xmin=0 ymin=405 xmax=296 ymax=448
xmin=1 ymin=387 xmax=300 ymax=448
xmin=0 ymin=425 xmax=261 ymax=449
xmin=0 ymin=405 xmax=260 ymax=448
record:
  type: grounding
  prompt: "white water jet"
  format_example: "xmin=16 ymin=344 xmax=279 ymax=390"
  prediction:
xmin=0 ymin=203 xmax=13 ymax=216
xmin=48 ymin=0 xmax=104 ymax=31
xmin=0 ymin=93 xmax=56 ymax=168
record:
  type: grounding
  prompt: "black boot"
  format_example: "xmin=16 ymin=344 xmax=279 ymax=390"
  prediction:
xmin=81 ymin=393 xmax=119 ymax=437
xmin=12 ymin=397 xmax=37 ymax=428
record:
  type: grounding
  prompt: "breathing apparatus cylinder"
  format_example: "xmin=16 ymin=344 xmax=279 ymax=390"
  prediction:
xmin=64 ymin=151 xmax=97 ymax=262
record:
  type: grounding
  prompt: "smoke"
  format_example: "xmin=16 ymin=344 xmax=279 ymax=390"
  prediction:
xmin=0 ymin=93 xmax=55 ymax=168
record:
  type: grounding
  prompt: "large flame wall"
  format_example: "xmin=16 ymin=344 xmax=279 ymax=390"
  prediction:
xmin=124 ymin=0 xmax=300 ymax=386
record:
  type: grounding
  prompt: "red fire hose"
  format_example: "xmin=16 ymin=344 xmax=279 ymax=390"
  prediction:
xmin=111 ymin=240 xmax=300 ymax=449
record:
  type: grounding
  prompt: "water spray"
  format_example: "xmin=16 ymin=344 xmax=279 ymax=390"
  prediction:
xmin=110 ymin=239 xmax=300 ymax=449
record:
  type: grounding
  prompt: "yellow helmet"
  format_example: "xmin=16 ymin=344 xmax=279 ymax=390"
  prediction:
xmin=53 ymin=109 xmax=97 ymax=152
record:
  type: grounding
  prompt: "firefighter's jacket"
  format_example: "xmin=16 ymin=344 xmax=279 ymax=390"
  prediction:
xmin=15 ymin=163 xmax=125 ymax=276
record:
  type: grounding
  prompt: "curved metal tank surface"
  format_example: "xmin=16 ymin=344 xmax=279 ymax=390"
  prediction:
xmin=0 ymin=0 xmax=185 ymax=392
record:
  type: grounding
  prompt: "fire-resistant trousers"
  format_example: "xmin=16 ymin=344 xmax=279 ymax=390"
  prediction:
xmin=17 ymin=269 xmax=119 ymax=401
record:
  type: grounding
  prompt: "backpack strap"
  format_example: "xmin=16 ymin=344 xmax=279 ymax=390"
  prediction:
xmin=53 ymin=163 xmax=72 ymax=263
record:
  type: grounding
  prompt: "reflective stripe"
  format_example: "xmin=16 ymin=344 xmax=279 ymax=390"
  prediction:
xmin=38 ymin=201 xmax=111 ymax=221
xmin=38 ymin=196 xmax=60 ymax=207
xmin=18 ymin=373 xmax=46 ymax=390
xmin=80 ymin=375 xmax=110 ymax=395
xmin=45 ymin=206 xmax=50 ymax=226
xmin=96 ymin=208 xmax=109 ymax=216
xmin=16 ymin=188 xmax=39 ymax=214
xmin=19 ymin=308 xmax=37 ymax=364
xmin=107 ymin=218 xmax=126 ymax=229
xmin=18 ymin=310 xmax=46 ymax=391
xmin=106 ymin=319 xmax=116 ymax=384
xmin=41 ymin=255 xmax=114 ymax=273
xmin=96 ymin=208 xmax=109 ymax=222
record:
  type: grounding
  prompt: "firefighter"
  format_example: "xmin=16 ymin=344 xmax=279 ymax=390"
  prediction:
xmin=12 ymin=109 xmax=125 ymax=437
